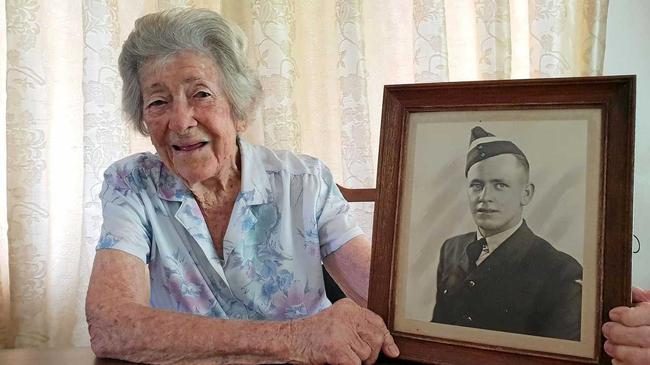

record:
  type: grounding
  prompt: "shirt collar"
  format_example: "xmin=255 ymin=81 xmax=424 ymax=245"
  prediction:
xmin=237 ymin=137 xmax=273 ymax=206
xmin=156 ymin=161 xmax=193 ymax=202
xmin=476 ymin=219 xmax=523 ymax=254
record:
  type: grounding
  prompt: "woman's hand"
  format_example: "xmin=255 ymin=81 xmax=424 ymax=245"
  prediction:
xmin=289 ymin=298 xmax=399 ymax=365
xmin=602 ymin=287 xmax=650 ymax=365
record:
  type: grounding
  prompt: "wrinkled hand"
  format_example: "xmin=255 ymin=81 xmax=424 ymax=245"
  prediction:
xmin=602 ymin=287 xmax=650 ymax=365
xmin=288 ymin=298 xmax=399 ymax=365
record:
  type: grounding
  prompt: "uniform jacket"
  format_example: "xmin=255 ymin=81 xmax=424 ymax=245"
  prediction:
xmin=431 ymin=221 xmax=583 ymax=341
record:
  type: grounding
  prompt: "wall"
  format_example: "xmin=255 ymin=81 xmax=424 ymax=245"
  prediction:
xmin=604 ymin=0 xmax=650 ymax=288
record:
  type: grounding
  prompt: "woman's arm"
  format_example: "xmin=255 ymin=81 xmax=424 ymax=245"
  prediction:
xmin=87 ymin=248 xmax=398 ymax=364
xmin=86 ymin=249 xmax=293 ymax=364
xmin=322 ymin=235 xmax=372 ymax=307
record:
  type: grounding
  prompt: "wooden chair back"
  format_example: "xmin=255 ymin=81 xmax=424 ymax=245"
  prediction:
xmin=336 ymin=185 xmax=377 ymax=203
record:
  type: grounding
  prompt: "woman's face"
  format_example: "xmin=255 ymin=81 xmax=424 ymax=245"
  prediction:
xmin=139 ymin=51 xmax=240 ymax=187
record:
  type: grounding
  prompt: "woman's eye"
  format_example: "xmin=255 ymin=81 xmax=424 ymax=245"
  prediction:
xmin=147 ymin=99 xmax=166 ymax=108
xmin=194 ymin=91 xmax=212 ymax=98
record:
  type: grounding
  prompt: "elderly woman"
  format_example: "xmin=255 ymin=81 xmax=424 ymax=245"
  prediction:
xmin=85 ymin=8 xmax=398 ymax=365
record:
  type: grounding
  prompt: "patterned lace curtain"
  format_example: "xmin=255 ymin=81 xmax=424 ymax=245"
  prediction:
xmin=0 ymin=0 xmax=608 ymax=348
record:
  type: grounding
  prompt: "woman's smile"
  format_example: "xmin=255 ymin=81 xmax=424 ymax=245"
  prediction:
xmin=172 ymin=141 xmax=209 ymax=152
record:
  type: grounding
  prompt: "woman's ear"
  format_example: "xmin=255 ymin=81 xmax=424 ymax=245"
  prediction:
xmin=235 ymin=119 xmax=247 ymax=133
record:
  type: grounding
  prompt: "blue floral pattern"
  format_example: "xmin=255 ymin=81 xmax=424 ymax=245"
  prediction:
xmin=97 ymin=232 xmax=120 ymax=249
xmin=96 ymin=138 xmax=363 ymax=320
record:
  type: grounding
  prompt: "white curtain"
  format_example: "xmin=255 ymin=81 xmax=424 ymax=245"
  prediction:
xmin=0 ymin=0 xmax=608 ymax=348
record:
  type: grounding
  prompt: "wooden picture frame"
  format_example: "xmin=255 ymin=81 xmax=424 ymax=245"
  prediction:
xmin=368 ymin=76 xmax=635 ymax=365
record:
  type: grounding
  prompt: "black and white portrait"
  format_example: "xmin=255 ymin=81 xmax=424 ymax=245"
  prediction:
xmin=392 ymin=109 xmax=601 ymax=357
xmin=430 ymin=125 xmax=582 ymax=340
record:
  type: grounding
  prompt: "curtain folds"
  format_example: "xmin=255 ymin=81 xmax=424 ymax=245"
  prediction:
xmin=0 ymin=0 xmax=609 ymax=348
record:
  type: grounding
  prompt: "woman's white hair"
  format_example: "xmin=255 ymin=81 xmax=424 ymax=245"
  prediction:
xmin=118 ymin=8 xmax=261 ymax=135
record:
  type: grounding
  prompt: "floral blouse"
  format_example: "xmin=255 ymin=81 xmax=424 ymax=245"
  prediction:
xmin=97 ymin=138 xmax=362 ymax=320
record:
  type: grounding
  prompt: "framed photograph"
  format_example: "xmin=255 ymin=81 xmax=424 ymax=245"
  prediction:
xmin=368 ymin=76 xmax=635 ymax=365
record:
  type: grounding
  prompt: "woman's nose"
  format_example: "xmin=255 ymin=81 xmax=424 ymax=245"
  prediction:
xmin=168 ymin=100 xmax=197 ymax=132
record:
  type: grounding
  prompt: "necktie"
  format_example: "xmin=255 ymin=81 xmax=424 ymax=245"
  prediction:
xmin=466 ymin=237 xmax=487 ymax=271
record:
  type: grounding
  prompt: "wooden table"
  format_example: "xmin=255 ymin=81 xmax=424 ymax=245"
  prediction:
xmin=0 ymin=347 xmax=131 ymax=364
xmin=0 ymin=347 xmax=417 ymax=364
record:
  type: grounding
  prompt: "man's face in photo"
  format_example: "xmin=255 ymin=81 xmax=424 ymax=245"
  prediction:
xmin=466 ymin=154 xmax=534 ymax=237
